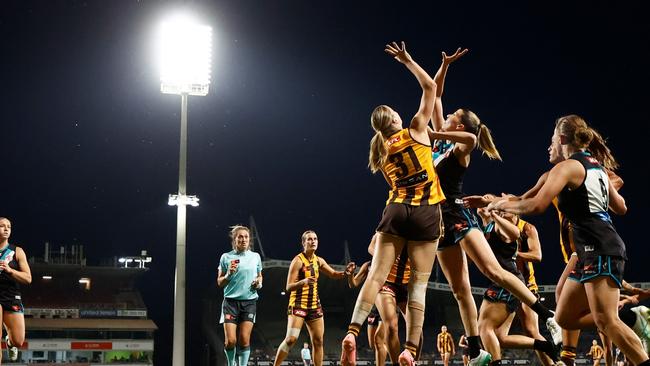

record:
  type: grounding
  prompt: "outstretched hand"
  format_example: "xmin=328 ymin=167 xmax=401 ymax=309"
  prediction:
xmin=442 ymin=47 xmax=468 ymax=65
xmin=385 ymin=41 xmax=413 ymax=64
xmin=463 ymin=195 xmax=491 ymax=208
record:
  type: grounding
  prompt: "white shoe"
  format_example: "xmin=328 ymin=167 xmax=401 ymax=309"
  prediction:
xmin=546 ymin=314 xmax=563 ymax=345
xmin=468 ymin=350 xmax=491 ymax=366
xmin=5 ymin=335 xmax=18 ymax=361
xmin=631 ymin=306 xmax=650 ymax=355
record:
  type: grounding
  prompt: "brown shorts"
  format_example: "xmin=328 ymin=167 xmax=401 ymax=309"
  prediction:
xmin=287 ymin=306 xmax=323 ymax=322
xmin=376 ymin=203 xmax=442 ymax=241
xmin=380 ymin=282 xmax=408 ymax=304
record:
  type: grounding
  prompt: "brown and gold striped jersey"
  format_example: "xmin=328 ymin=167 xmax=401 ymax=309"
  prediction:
xmin=288 ymin=253 xmax=321 ymax=309
xmin=386 ymin=245 xmax=410 ymax=285
xmin=383 ymin=129 xmax=445 ymax=206
xmin=516 ymin=219 xmax=538 ymax=293
xmin=437 ymin=331 xmax=454 ymax=353
xmin=590 ymin=345 xmax=604 ymax=359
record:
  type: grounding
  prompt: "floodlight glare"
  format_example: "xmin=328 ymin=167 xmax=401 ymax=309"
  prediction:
xmin=158 ymin=15 xmax=212 ymax=96
xmin=168 ymin=194 xmax=200 ymax=207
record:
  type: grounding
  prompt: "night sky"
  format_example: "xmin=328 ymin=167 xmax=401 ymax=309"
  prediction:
xmin=2 ymin=1 xmax=649 ymax=364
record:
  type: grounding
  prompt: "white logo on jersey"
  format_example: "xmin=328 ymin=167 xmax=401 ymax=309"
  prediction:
xmin=585 ymin=245 xmax=594 ymax=252
xmin=585 ymin=168 xmax=609 ymax=213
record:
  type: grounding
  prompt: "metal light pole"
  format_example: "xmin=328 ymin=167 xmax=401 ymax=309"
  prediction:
xmin=158 ymin=15 xmax=212 ymax=366
xmin=173 ymin=92 xmax=189 ymax=366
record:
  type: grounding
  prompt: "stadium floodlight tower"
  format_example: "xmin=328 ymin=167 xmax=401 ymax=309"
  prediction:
xmin=157 ymin=14 xmax=212 ymax=366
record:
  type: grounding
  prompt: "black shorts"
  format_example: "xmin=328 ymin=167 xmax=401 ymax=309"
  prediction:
xmin=568 ymin=255 xmax=625 ymax=288
xmin=367 ymin=306 xmax=381 ymax=326
xmin=438 ymin=200 xmax=481 ymax=249
xmin=483 ymin=273 xmax=525 ymax=313
xmin=376 ymin=203 xmax=442 ymax=242
xmin=288 ymin=306 xmax=323 ymax=322
xmin=380 ymin=281 xmax=408 ymax=304
xmin=0 ymin=297 xmax=24 ymax=314
xmin=220 ymin=298 xmax=257 ymax=324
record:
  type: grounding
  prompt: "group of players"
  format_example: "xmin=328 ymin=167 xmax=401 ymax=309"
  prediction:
xmin=216 ymin=43 xmax=650 ymax=366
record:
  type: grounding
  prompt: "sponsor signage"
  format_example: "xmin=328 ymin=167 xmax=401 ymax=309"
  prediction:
xmin=116 ymin=309 xmax=147 ymax=317
xmin=71 ymin=341 xmax=112 ymax=350
xmin=24 ymin=308 xmax=79 ymax=318
xmin=79 ymin=309 xmax=118 ymax=318
xmin=112 ymin=341 xmax=154 ymax=351
xmin=27 ymin=340 xmax=153 ymax=351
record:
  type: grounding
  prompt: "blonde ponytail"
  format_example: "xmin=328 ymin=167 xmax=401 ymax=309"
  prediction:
xmin=368 ymin=105 xmax=395 ymax=173
xmin=459 ymin=109 xmax=502 ymax=161
xmin=476 ymin=124 xmax=502 ymax=161
xmin=369 ymin=132 xmax=388 ymax=173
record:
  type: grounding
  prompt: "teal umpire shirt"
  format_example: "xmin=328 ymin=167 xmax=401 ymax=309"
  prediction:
xmin=219 ymin=250 xmax=262 ymax=300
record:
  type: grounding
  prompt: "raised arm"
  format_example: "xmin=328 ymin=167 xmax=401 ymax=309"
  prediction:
xmin=348 ymin=261 xmax=370 ymax=288
xmin=516 ymin=222 xmax=542 ymax=262
xmin=384 ymin=41 xmax=436 ymax=135
xmin=431 ymin=48 xmax=468 ymax=131
xmin=491 ymin=212 xmax=521 ymax=243
xmin=428 ymin=129 xmax=477 ymax=147
xmin=1 ymin=247 xmax=32 ymax=285
xmin=319 ymin=257 xmax=355 ymax=280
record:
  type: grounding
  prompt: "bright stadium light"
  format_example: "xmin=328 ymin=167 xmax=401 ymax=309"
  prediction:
xmin=168 ymin=194 xmax=200 ymax=207
xmin=157 ymin=12 xmax=212 ymax=366
xmin=157 ymin=15 xmax=212 ymax=96
xmin=42 ymin=275 xmax=53 ymax=280
xmin=118 ymin=257 xmax=134 ymax=268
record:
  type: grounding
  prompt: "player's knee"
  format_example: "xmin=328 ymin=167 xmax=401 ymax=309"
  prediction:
xmin=385 ymin=318 xmax=399 ymax=336
xmin=408 ymin=270 xmax=430 ymax=306
xmin=450 ymin=281 xmax=471 ymax=302
xmin=285 ymin=336 xmax=298 ymax=346
xmin=484 ymin=265 xmax=506 ymax=284
xmin=592 ymin=313 xmax=614 ymax=333
xmin=224 ymin=337 xmax=237 ymax=349
xmin=478 ymin=320 xmax=493 ymax=334
xmin=311 ymin=337 xmax=323 ymax=348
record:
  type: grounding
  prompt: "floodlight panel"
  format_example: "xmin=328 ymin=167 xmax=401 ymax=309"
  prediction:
xmin=158 ymin=18 xmax=212 ymax=95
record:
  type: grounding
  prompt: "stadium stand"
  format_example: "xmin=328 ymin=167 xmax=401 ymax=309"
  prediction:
xmin=1 ymin=244 xmax=155 ymax=365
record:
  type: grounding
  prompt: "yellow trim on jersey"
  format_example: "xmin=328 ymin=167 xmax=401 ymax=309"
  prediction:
xmin=288 ymin=253 xmax=320 ymax=310
xmin=437 ymin=332 xmax=454 ymax=353
xmin=383 ymin=129 xmax=445 ymax=206
xmin=517 ymin=219 xmax=538 ymax=292
xmin=553 ymin=198 xmax=576 ymax=264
